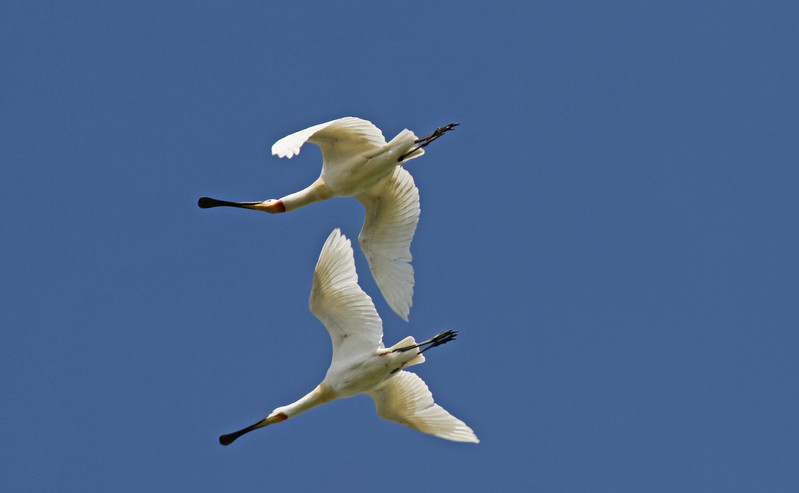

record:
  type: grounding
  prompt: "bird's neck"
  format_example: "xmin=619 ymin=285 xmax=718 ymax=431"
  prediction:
xmin=282 ymin=383 xmax=336 ymax=419
xmin=279 ymin=178 xmax=333 ymax=212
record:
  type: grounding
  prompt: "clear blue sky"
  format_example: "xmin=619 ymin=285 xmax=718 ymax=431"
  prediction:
xmin=3 ymin=1 xmax=798 ymax=491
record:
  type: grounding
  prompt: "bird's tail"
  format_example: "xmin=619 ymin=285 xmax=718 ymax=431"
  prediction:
xmin=388 ymin=335 xmax=426 ymax=367
xmin=388 ymin=129 xmax=425 ymax=162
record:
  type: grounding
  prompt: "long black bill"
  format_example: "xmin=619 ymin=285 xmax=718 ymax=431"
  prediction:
xmin=219 ymin=419 xmax=266 ymax=446
xmin=198 ymin=197 xmax=261 ymax=209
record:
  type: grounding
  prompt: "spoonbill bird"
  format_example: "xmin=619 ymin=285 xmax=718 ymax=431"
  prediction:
xmin=198 ymin=117 xmax=458 ymax=321
xmin=219 ymin=229 xmax=478 ymax=445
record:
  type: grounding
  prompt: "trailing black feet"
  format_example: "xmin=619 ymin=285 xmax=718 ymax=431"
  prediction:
xmin=419 ymin=329 xmax=458 ymax=353
xmin=398 ymin=123 xmax=460 ymax=162
xmin=393 ymin=329 xmax=459 ymax=354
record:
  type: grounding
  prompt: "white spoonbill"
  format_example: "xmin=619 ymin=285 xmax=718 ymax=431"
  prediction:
xmin=219 ymin=229 xmax=478 ymax=445
xmin=198 ymin=117 xmax=458 ymax=321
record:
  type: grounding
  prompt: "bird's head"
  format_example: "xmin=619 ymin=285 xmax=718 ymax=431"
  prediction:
xmin=266 ymin=410 xmax=289 ymax=423
xmin=246 ymin=199 xmax=286 ymax=214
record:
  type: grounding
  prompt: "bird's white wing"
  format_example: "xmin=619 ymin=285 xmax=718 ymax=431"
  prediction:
xmin=309 ymin=229 xmax=384 ymax=364
xmin=367 ymin=371 xmax=479 ymax=443
xmin=355 ymin=166 xmax=420 ymax=321
xmin=272 ymin=117 xmax=386 ymax=161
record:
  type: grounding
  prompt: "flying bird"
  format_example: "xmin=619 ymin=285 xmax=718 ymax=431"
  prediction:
xmin=198 ymin=117 xmax=458 ymax=321
xmin=219 ymin=229 xmax=478 ymax=445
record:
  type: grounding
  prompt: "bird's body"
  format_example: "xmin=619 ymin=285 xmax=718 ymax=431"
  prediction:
xmin=199 ymin=117 xmax=458 ymax=321
xmin=219 ymin=229 xmax=478 ymax=445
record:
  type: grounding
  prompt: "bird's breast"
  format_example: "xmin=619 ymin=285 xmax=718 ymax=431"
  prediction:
xmin=325 ymin=355 xmax=397 ymax=398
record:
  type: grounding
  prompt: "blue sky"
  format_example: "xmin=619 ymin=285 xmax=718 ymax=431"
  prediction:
xmin=3 ymin=1 xmax=798 ymax=491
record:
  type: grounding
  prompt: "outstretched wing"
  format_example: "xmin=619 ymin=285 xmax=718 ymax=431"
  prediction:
xmin=309 ymin=229 xmax=384 ymax=364
xmin=356 ymin=166 xmax=420 ymax=321
xmin=367 ymin=371 xmax=479 ymax=443
xmin=271 ymin=117 xmax=386 ymax=163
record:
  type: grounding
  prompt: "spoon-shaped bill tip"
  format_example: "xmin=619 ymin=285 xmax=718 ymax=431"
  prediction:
xmin=219 ymin=432 xmax=241 ymax=446
xmin=198 ymin=197 xmax=228 ymax=208
xmin=218 ymin=422 xmax=259 ymax=446
xmin=218 ymin=414 xmax=285 ymax=446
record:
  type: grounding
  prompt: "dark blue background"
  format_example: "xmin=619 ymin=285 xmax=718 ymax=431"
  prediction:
xmin=3 ymin=1 xmax=797 ymax=491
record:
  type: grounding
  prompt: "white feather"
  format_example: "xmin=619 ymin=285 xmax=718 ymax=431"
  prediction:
xmin=309 ymin=229 xmax=384 ymax=364
xmin=368 ymin=371 xmax=479 ymax=443
xmin=356 ymin=166 xmax=420 ymax=321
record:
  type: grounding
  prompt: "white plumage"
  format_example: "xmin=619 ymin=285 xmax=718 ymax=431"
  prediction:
xmin=369 ymin=370 xmax=479 ymax=443
xmin=199 ymin=117 xmax=458 ymax=321
xmin=218 ymin=229 xmax=478 ymax=445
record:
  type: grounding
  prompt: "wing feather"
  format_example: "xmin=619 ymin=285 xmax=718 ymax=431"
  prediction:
xmin=367 ymin=371 xmax=479 ymax=443
xmin=309 ymin=229 xmax=384 ymax=364
xmin=272 ymin=117 xmax=386 ymax=160
xmin=356 ymin=166 xmax=420 ymax=321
